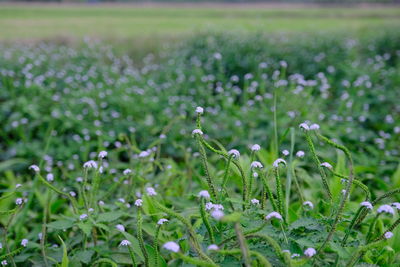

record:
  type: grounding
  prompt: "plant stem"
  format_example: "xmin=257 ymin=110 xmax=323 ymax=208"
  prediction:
xmin=137 ymin=208 xmax=149 ymax=267
xmin=200 ymin=198 xmax=216 ymax=244
xmin=234 ymin=222 xmax=251 ymax=267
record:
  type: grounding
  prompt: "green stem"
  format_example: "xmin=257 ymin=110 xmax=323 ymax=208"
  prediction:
xmin=196 ymin=137 xmax=217 ymax=200
xmin=137 ymin=209 xmax=149 ymax=267
xmin=234 ymin=222 xmax=251 ymax=267
xmin=152 ymin=200 xmax=215 ymax=264
xmin=154 ymin=225 xmax=161 ymax=267
xmin=304 ymin=132 xmax=332 ymax=200
xmin=260 ymin=171 xmax=278 ymax=211
xmin=127 ymin=245 xmax=137 ymax=266
xmin=200 ymin=198 xmax=216 ymax=244
xmin=274 ymin=167 xmax=285 ymax=220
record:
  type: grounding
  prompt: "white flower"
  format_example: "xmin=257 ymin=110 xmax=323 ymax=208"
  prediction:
xmin=98 ymin=151 xmax=107 ymax=159
xmin=320 ymin=162 xmax=333 ymax=170
xmin=251 ymin=161 xmax=263 ymax=169
xmin=38 ymin=233 xmax=43 ymax=240
xmin=205 ymin=202 xmax=214 ymax=210
xmin=119 ymin=240 xmax=131 ymax=246
xmin=163 ymin=241 xmax=180 ymax=253
xmin=76 ymin=177 xmax=83 ymax=183
xmin=157 ymin=218 xmax=169 ymax=225
xmin=251 ymin=199 xmax=260 ymax=205
xmin=69 ymin=191 xmax=76 ymax=197
xmin=252 ymin=172 xmax=259 ymax=178
xmin=192 ymin=129 xmax=203 ymax=136
xmin=15 ymin=184 xmax=22 ymax=188
xmin=139 ymin=151 xmax=150 ymax=158
xmin=98 ymin=200 xmax=105 ymax=206
xmin=116 ymin=224 xmax=125 ymax=232
xmin=273 ymin=158 xmax=287 ymax=168
xmin=88 ymin=208 xmax=94 ymax=213
xmin=198 ymin=190 xmax=210 ymax=199
xmin=21 ymin=239 xmax=28 ymax=247
xmin=212 ymin=204 xmax=224 ymax=210
xmin=146 ymin=187 xmax=157 ymax=196
xmin=309 ymin=124 xmax=320 ymax=130
xmin=265 ymin=211 xmax=282 ymax=220
xmin=79 ymin=214 xmax=88 ymax=221
xmin=384 ymin=231 xmax=394 ymax=239
xmin=46 ymin=173 xmax=54 ymax=182
xmin=304 ymin=247 xmax=316 ymax=257
xmin=207 ymin=244 xmax=219 ymax=251
xmin=0 ymin=242 xmax=2 ymax=249
xmin=391 ymin=202 xmax=400 ymax=210
xmin=251 ymin=144 xmax=261 ymax=151
xmin=282 ymin=150 xmax=289 ymax=156
xmin=211 ymin=209 xmax=224 ymax=220
xmin=296 ymin=151 xmax=305 ymax=158
xmin=377 ymin=204 xmax=395 ymax=215
xmin=195 ymin=106 xmax=204 ymax=114
xmin=123 ymin=169 xmax=132 ymax=175
xmin=299 ymin=123 xmax=310 ymax=131
xmin=29 ymin=165 xmax=40 ymax=172
xmin=1 ymin=260 xmax=7 ymax=266
xmin=83 ymin=160 xmax=98 ymax=169
xmin=303 ymin=201 xmax=314 ymax=209
xmin=15 ymin=198 xmax=24 ymax=205
xmin=135 ymin=199 xmax=143 ymax=207
xmin=228 ymin=149 xmax=240 ymax=159
xmin=291 ymin=253 xmax=300 ymax=258
xmin=360 ymin=201 xmax=373 ymax=210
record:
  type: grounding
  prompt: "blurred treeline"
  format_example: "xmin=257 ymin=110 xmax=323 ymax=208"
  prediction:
xmin=2 ymin=0 xmax=400 ymax=4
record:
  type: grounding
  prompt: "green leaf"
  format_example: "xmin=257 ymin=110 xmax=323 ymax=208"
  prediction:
xmin=75 ymin=250 xmax=95 ymax=264
xmin=77 ymin=222 xmax=93 ymax=236
xmin=59 ymin=236 xmax=69 ymax=267
xmin=97 ymin=211 xmax=124 ymax=222
xmin=221 ymin=212 xmax=242 ymax=223
xmin=47 ymin=220 xmax=74 ymax=230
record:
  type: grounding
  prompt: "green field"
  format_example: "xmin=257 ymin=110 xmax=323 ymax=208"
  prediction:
xmin=1 ymin=4 xmax=400 ymax=267
xmin=0 ymin=4 xmax=400 ymax=41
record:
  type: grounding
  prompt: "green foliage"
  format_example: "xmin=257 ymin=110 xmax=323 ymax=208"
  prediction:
xmin=0 ymin=29 xmax=400 ymax=266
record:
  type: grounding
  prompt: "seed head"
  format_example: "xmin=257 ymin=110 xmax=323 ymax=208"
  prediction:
xmin=146 ymin=187 xmax=157 ymax=196
xmin=207 ymin=244 xmax=219 ymax=251
xmin=21 ymin=239 xmax=28 ymax=247
xmin=320 ymin=162 xmax=333 ymax=170
xmin=135 ymin=199 xmax=143 ymax=207
xmin=265 ymin=211 xmax=283 ymax=221
xmin=163 ymin=241 xmax=180 ymax=253
xmin=251 ymin=161 xmax=263 ymax=169
xmin=360 ymin=201 xmax=373 ymax=210
xmin=195 ymin=106 xmax=204 ymax=114
xmin=273 ymin=158 xmax=287 ymax=168
xmin=228 ymin=149 xmax=240 ymax=159
xmin=299 ymin=123 xmax=310 ymax=131
xmin=304 ymin=247 xmax=316 ymax=258
xmin=157 ymin=218 xmax=169 ymax=225
xmin=384 ymin=231 xmax=394 ymax=239
xmin=119 ymin=240 xmax=131 ymax=246
xmin=198 ymin=190 xmax=210 ymax=199
xmin=98 ymin=151 xmax=108 ymax=159
xmin=192 ymin=129 xmax=203 ymax=136
xmin=377 ymin=204 xmax=395 ymax=215
xmin=116 ymin=224 xmax=125 ymax=232
xmin=29 ymin=165 xmax=40 ymax=172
